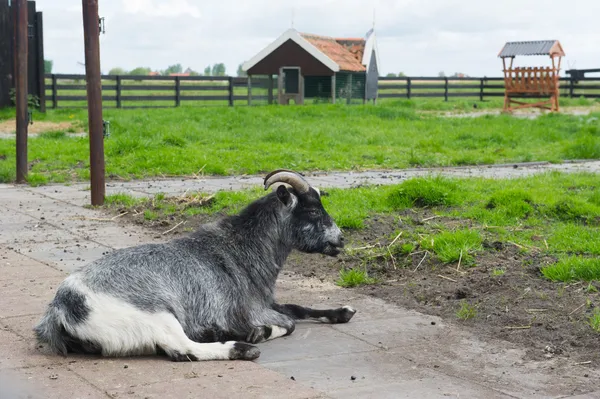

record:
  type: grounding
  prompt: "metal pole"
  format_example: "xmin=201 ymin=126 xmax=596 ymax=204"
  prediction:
xmin=82 ymin=0 xmax=105 ymax=205
xmin=14 ymin=0 xmax=28 ymax=183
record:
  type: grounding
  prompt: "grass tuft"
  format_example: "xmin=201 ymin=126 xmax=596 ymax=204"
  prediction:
xmin=541 ymin=256 xmax=600 ymax=282
xmin=105 ymin=193 xmax=143 ymax=207
xmin=421 ymin=228 xmax=482 ymax=264
xmin=563 ymin=136 xmax=600 ymax=159
xmin=589 ymin=309 xmax=600 ymax=333
xmin=388 ymin=176 xmax=462 ymax=209
xmin=485 ymin=189 xmax=534 ymax=219
xmin=336 ymin=267 xmax=376 ymax=288
xmin=456 ymin=301 xmax=477 ymax=320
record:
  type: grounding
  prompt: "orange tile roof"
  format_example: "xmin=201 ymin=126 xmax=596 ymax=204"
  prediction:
xmin=300 ymin=33 xmax=366 ymax=72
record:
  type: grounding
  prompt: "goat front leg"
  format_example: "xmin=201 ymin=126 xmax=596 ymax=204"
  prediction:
xmin=245 ymin=309 xmax=296 ymax=344
xmin=272 ymin=303 xmax=356 ymax=324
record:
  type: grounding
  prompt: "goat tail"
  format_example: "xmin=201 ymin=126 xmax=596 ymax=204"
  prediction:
xmin=33 ymin=305 xmax=69 ymax=356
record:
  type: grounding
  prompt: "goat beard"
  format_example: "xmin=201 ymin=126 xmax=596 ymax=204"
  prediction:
xmin=321 ymin=243 xmax=342 ymax=257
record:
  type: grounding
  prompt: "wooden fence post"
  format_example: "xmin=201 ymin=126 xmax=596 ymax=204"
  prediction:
xmin=247 ymin=75 xmax=252 ymax=106
xmin=35 ymin=11 xmax=46 ymax=112
xmin=51 ymin=74 xmax=57 ymax=108
xmin=175 ymin=76 xmax=181 ymax=107
xmin=407 ymin=77 xmax=411 ymax=99
xmin=569 ymin=77 xmax=574 ymax=98
xmin=479 ymin=78 xmax=484 ymax=101
xmin=228 ymin=77 xmax=234 ymax=106
xmin=116 ymin=75 xmax=122 ymax=108
xmin=444 ymin=77 xmax=449 ymax=101
xmin=267 ymin=75 xmax=274 ymax=105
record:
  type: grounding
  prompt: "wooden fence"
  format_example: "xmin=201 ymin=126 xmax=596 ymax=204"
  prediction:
xmin=44 ymin=74 xmax=600 ymax=109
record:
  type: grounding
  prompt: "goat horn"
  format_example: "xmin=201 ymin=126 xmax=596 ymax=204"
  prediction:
xmin=263 ymin=169 xmax=310 ymax=194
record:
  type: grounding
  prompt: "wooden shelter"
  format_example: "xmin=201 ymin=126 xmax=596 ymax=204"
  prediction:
xmin=242 ymin=28 xmax=380 ymax=105
xmin=498 ymin=40 xmax=565 ymax=112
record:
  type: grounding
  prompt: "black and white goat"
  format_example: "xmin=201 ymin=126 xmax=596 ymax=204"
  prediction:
xmin=34 ymin=170 xmax=356 ymax=361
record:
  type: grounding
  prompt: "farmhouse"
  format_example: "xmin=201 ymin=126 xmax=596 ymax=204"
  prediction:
xmin=242 ymin=28 xmax=380 ymax=105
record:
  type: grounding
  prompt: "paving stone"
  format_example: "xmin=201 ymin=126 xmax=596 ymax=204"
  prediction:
xmin=327 ymin=375 xmax=514 ymax=399
xmin=259 ymin=350 xmax=426 ymax=392
xmin=105 ymin=367 xmax=324 ymax=399
xmin=0 ymin=277 xmax=62 ymax=318
xmin=330 ymin=312 xmax=444 ymax=350
xmin=73 ymin=356 xmax=271 ymax=393
xmin=12 ymin=240 xmax=110 ymax=272
xmin=256 ymin=325 xmax=376 ymax=364
xmin=0 ymin=221 xmax=80 ymax=244
xmin=0 ymin=328 xmax=70 ymax=370
xmin=3 ymin=366 xmax=106 ymax=399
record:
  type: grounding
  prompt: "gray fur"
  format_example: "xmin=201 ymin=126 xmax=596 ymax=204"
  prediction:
xmin=34 ymin=174 xmax=351 ymax=360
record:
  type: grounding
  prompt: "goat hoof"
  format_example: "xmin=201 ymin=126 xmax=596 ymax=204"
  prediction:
xmin=246 ymin=326 xmax=271 ymax=344
xmin=229 ymin=342 xmax=260 ymax=360
xmin=334 ymin=306 xmax=357 ymax=323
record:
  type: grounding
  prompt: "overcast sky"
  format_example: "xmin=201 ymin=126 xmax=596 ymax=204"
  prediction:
xmin=35 ymin=0 xmax=599 ymax=77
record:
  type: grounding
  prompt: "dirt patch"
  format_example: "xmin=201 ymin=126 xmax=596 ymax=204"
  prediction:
xmin=105 ymin=207 xmax=600 ymax=366
xmin=0 ymin=120 xmax=80 ymax=134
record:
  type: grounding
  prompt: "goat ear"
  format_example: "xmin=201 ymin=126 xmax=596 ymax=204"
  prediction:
xmin=276 ymin=184 xmax=294 ymax=207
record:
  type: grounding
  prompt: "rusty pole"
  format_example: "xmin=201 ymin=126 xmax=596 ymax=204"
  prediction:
xmin=82 ymin=0 xmax=105 ymax=205
xmin=14 ymin=0 xmax=28 ymax=183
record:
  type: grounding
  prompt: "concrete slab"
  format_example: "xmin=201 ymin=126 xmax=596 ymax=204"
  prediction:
xmin=0 ymin=367 xmax=105 ymax=399
xmin=256 ymin=325 xmax=376 ymax=363
xmin=105 ymin=367 xmax=324 ymax=399
xmin=0 ymin=276 xmax=63 ymax=318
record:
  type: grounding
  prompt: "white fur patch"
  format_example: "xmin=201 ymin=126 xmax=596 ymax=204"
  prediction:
xmin=314 ymin=187 xmax=321 ymax=197
xmin=61 ymin=276 xmax=235 ymax=360
xmin=324 ymin=223 xmax=342 ymax=242
xmin=342 ymin=305 xmax=356 ymax=313
xmin=267 ymin=325 xmax=288 ymax=340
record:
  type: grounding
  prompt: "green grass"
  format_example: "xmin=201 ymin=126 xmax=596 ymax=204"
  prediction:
xmin=336 ymin=267 xmax=376 ymax=288
xmin=541 ymin=257 xmax=600 ymax=282
xmin=456 ymin=301 xmax=477 ymax=320
xmin=589 ymin=309 xmax=600 ymax=333
xmin=1 ymin=104 xmax=600 ymax=184
xmin=421 ymin=229 xmax=483 ymax=264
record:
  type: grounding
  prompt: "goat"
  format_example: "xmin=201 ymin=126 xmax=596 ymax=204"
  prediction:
xmin=34 ymin=170 xmax=356 ymax=362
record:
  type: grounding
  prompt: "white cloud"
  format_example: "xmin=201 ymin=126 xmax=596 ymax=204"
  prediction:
xmin=34 ymin=0 xmax=600 ymax=77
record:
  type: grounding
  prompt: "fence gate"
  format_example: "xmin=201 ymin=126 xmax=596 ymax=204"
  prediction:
xmin=0 ymin=0 xmax=45 ymax=110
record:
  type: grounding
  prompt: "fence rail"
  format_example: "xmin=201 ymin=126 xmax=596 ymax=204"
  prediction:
xmin=44 ymin=74 xmax=600 ymax=109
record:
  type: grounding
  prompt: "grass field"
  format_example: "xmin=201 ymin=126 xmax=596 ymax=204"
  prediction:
xmin=0 ymin=101 xmax=599 ymax=185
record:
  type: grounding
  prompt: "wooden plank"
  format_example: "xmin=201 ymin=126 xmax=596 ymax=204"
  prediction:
xmin=56 ymin=95 xmax=116 ymax=101
xmin=120 ymin=95 xmax=175 ymax=101
xmin=119 ymin=84 xmax=174 ymax=91
xmin=377 ymin=84 xmax=407 ymax=90
xmin=56 ymin=84 xmax=116 ymax=90
xmin=180 ymin=95 xmax=230 ymax=101
xmin=179 ymin=85 xmax=229 ymax=91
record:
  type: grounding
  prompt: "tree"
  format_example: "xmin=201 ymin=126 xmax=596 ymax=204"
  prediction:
xmin=108 ymin=67 xmax=128 ymax=75
xmin=44 ymin=60 xmax=53 ymax=74
xmin=185 ymin=67 xmax=200 ymax=76
xmin=128 ymin=67 xmax=151 ymax=76
xmin=211 ymin=63 xmax=226 ymax=76
xmin=397 ymin=72 xmax=406 ymax=77
xmin=386 ymin=73 xmax=396 ymax=78
xmin=438 ymin=71 xmax=446 ymax=77
xmin=162 ymin=63 xmax=183 ymax=75
xmin=203 ymin=65 xmax=211 ymax=76
xmin=237 ymin=63 xmax=247 ymax=77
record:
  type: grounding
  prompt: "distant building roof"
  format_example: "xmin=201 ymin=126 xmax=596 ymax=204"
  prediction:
xmin=498 ymin=40 xmax=565 ymax=58
xmin=299 ymin=33 xmax=366 ymax=72
xmin=242 ymin=28 xmax=378 ymax=73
